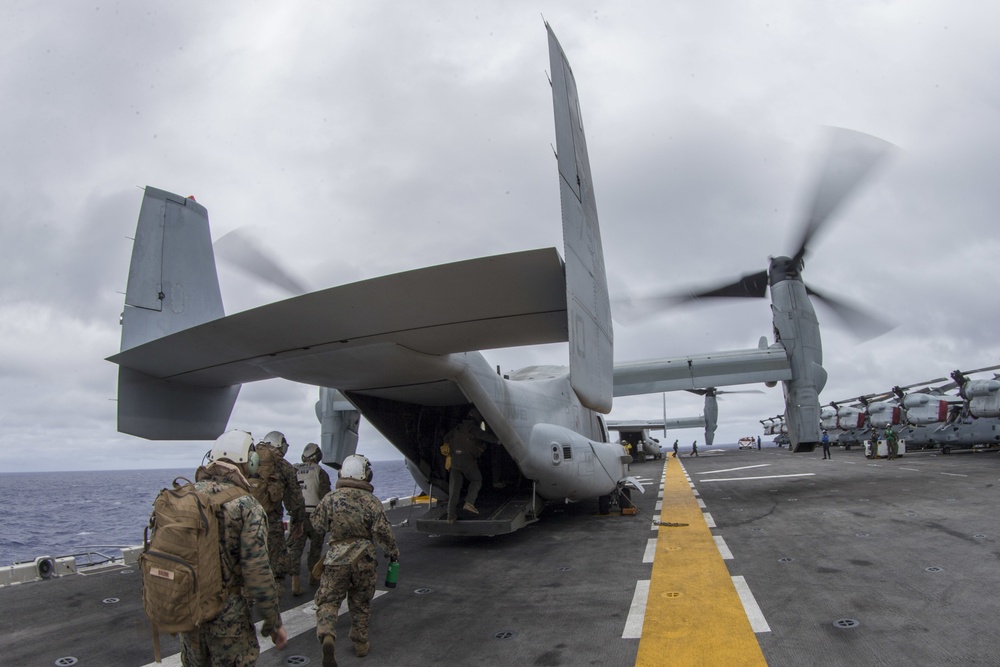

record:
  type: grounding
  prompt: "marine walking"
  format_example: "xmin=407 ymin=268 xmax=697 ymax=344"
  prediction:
xmin=143 ymin=430 xmax=287 ymax=666
xmin=251 ymin=430 xmax=306 ymax=598
xmin=288 ymin=442 xmax=332 ymax=596
xmin=311 ymin=454 xmax=399 ymax=667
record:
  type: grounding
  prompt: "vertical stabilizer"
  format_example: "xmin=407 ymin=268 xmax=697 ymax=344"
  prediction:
xmin=121 ymin=187 xmax=225 ymax=351
xmin=117 ymin=187 xmax=238 ymax=440
xmin=547 ymin=25 xmax=614 ymax=414
xmin=316 ymin=388 xmax=361 ymax=467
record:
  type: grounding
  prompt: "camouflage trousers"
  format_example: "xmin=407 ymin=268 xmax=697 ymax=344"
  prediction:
xmin=315 ymin=551 xmax=378 ymax=643
xmin=265 ymin=510 xmax=290 ymax=583
xmin=179 ymin=595 xmax=259 ymax=667
xmin=287 ymin=514 xmax=325 ymax=578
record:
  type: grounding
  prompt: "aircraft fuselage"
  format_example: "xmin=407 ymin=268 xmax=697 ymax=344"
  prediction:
xmin=343 ymin=349 xmax=629 ymax=504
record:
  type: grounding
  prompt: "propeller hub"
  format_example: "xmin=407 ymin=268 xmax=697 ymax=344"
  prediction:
xmin=768 ymin=256 xmax=803 ymax=285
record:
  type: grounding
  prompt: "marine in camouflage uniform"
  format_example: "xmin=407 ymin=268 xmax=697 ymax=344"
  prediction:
xmin=288 ymin=444 xmax=333 ymax=593
xmin=257 ymin=439 xmax=306 ymax=594
xmin=311 ymin=456 xmax=398 ymax=662
xmin=179 ymin=460 xmax=284 ymax=667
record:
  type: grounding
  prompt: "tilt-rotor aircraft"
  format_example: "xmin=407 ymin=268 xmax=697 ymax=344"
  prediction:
xmin=108 ymin=25 xmax=886 ymax=536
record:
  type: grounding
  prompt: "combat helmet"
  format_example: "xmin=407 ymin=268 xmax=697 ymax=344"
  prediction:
xmin=340 ymin=454 xmax=373 ymax=482
xmin=302 ymin=442 xmax=322 ymax=464
xmin=208 ymin=430 xmax=259 ymax=475
xmin=260 ymin=430 xmax=289 ymax=456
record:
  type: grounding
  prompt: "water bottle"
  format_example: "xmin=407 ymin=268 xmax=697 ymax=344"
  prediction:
xmin=385 ymin=559 xmax=399 ymax=588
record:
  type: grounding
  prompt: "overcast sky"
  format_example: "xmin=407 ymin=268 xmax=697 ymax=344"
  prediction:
xmin=3 ymin=2 xmax=999 ymax=472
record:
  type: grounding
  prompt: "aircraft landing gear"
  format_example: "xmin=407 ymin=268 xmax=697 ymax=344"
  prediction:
xmin=598 ymin=495 xmax=611 ymax=515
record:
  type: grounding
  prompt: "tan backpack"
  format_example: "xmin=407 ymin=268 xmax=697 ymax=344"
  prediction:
xmin=139 ymin=477 xmax=248 ymax=658
xmin=249 ymin=444 xmax=284 ymax=514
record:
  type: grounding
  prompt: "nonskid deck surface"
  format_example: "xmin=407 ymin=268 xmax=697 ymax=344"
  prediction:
xmin=679 ymin=446 xmax=1000 ymax=666
xmin=0 ymin=458 xmax=664 ymax=667
xmin=4 ymin=447 xmax=997 ymax=666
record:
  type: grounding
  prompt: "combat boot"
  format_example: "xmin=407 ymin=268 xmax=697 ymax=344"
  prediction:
xmin=349 ymin=629 xmax=370 ymax=657
xmin=291 ymin=575 xmax=302 ymax=596
xmin=322 ymin=635 xmax=338 ymax=667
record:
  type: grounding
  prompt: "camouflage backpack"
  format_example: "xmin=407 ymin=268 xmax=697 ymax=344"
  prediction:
xmin=139 ymin=477 xmax=248 ymax=656
xmin=249 ymin=443 xmax=285 ymax=514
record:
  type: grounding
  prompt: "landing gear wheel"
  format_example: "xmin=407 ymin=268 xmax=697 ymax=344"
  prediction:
xmin=942 ymin=446 xmax=951 ymax=455
xmin=598 ymin=495 xmax=611 ymax=515
xmin=619 ymin=488 xmax=633 ymax=510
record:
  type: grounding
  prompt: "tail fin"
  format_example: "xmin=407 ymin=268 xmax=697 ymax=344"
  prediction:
xmin=121 ymin=187 xmax=224 ymax=350
xmin=116 ymin=187 xmax=239 ymax=440
xmin=547 ymin=24 xmax=614 ymax=413
xmin=316 ymin=388 xmax=361 ymax=467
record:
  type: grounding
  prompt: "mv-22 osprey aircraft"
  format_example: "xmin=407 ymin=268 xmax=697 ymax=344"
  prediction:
xmin=107 ymin=25 xmax=892 ymax=536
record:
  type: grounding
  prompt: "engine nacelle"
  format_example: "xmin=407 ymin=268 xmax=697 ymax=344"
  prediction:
xmin=903 ymin=393 xmax=950 ymax=425
xmin=836 ymin=406 xmax=865 ymax=429
xmin=969 ymin=393 xmax=1000 ymax=419
xmin=965 ymin=379 xmax=1000 ymax=398
xmin=820 ymin=406 xmax=838 ymax=431
xmin=868 ymin=401 xmax=901 ymax=427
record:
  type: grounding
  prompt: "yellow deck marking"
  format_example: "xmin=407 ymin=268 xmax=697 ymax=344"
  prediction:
xmin=636 ymin=458 xmax=768 ymax=667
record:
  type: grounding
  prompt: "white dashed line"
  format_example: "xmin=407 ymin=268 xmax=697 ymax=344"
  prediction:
xmin=714 ymin=535 xmax=733 ymax=560
xmin=643 ymin=538 xmax=657 ymax=563
xmin=732 ymin=576 xmax=770 ymax=633
xmin=622 ymin=580 xmax=650 ymax=639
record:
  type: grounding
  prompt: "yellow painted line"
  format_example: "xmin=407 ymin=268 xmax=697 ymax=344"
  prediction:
xmin=636 ymin=456 xmax=768 ymax=667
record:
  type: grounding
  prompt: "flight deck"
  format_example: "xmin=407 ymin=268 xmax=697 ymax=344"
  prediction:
xmin=3 ymin=447 xmax=1000 ymax=665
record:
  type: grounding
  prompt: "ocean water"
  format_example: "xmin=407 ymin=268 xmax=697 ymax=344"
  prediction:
xmin=0 ymin=460 xmax=416 ymax=567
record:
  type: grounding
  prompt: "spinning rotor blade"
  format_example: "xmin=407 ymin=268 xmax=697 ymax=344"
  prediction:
xmin=616 ymin=128 xmax=893 ymax=327
xmin=214 ymin=228 xmax=309 ymax=296
xmin=686 ymin=270 xmax=770 ymax=300
xmin=791 ymin=127 xmax=895 ymax=266
xmin=804 ymin=284 xmax=895 ymax=341
xmin=614 ymin=270 xmax=768 ymax=322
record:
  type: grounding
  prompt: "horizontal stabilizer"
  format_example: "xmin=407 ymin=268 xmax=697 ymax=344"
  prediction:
xmin=117 ymin=367 xmax=240 ymax=440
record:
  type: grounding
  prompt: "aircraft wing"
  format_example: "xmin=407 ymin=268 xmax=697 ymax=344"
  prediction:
xmin=108 ymin=248 xmax=568 ymax=389
xmin=607 ymin=416 xmax=706 ymax=430
xmin=613 ymin=346 xmax=792 ymax=397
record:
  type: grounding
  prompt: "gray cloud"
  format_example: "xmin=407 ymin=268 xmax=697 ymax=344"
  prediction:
xmin=3 ymin=2 xmax=1000 ymax=471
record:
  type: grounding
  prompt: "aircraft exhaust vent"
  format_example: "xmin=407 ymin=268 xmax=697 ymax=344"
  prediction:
xmin=563 ymin=445 xmax=573 ymax=460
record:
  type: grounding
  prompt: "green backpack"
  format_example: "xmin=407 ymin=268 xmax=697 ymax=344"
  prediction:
xmin=139 ymin=477 xmax=248 ymax=656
